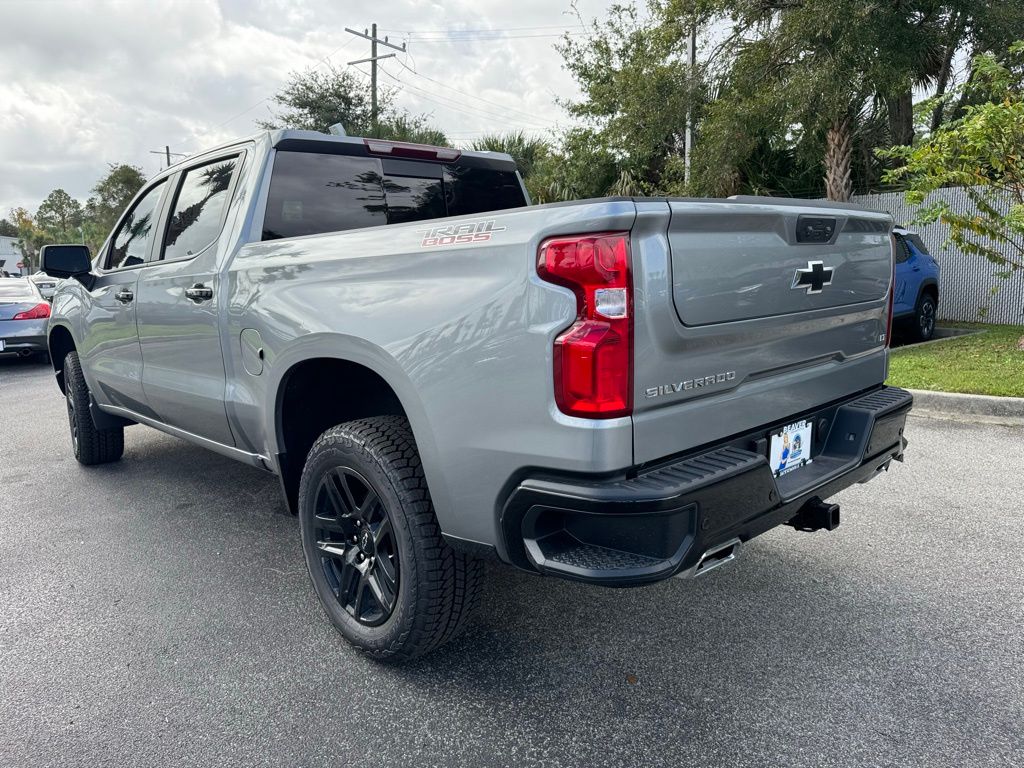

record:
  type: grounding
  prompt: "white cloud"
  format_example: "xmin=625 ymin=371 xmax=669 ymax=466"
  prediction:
xmin=0 ymin=0 xmax=611 ymax=217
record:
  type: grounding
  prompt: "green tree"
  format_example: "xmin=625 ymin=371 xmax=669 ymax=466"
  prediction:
xmin=0 ymin=217 xmax=17 ymax=237
xmin=555 ymin=3 xmax=699 ymax=198
xmin=35 ymin=188 xmax=83 ymax=243
xmin=10 ymin=207 xmax=45 ymax=272
xmin=83 ymin=163 xmax=146 ymax=253
xmin=557 ymin=1 xmax=1024 ymax=201
xmin=881 ymin=43 xmax=1024 ymax=275
xmin=259 ymin=64 xmax=447 ymax=145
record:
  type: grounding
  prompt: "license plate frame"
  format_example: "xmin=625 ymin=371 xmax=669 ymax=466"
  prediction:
xmin=769 ymin=419 xmax=813 ymax=478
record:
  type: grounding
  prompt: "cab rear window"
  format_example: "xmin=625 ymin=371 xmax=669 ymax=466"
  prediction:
xmin=262 ymin=151 xmax=526 ymax=241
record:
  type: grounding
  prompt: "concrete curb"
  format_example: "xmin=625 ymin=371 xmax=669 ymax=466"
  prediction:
xmin=907 ymin=388 xmax=1024 ymax=426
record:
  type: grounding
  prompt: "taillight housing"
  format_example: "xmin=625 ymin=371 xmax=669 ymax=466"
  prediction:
xmin=13 ymin=302 xmax=50 ymax=320
xmin=537 ymin=232 xmax=632 ymax=418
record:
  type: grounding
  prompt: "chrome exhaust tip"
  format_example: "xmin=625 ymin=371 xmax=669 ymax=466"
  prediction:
xmin=677 ymin=538 xmax=742 ymax=579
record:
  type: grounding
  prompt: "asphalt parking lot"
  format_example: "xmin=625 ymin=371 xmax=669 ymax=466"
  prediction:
xmin=1 ymin=355 xmax=1022 ymax=768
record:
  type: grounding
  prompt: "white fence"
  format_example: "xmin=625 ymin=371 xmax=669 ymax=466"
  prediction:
xmin=850 ymin=187 xmax=1023 ymax=325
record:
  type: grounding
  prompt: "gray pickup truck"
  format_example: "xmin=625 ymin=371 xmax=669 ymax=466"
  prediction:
xmin=41 ymin=130 xmax=912 ymax=661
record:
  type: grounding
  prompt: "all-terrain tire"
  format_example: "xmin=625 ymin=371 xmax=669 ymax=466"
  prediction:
xmin=63 ymin=351 xmax=124 ymax=465
xmin=298 ymin=415 xmax=483 ymax=662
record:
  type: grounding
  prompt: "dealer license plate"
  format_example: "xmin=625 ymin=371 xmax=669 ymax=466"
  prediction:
xmin=769 ymin=419 xmax=813 ymax=478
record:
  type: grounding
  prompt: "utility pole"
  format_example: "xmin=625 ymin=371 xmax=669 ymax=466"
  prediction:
xmin=345 ymin=24 xmax=406 ymax=134
xmin=149 ymin=146 xmax=188 ymax=170
xmin=683 ymin=24 xmax=697 ymax=189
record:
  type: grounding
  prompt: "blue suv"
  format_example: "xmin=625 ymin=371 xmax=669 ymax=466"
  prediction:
xmin=892 ymin=226 xmax=941 ymax=342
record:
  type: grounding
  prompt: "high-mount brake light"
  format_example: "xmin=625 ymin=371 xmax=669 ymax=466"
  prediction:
xmin=12 ymin=302 xmax=50 ymax=321
xmin=363 ymin=139 xmax=461 ymax=162
xmin=537 ymin=232 xmax=632 ymax=419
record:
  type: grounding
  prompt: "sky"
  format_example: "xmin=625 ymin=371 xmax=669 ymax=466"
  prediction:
xmin=0 ymin=0 xmax=617 ymax=217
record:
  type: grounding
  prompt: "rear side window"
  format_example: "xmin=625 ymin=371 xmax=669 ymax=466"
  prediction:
xmin=163 ymin=156 xmax=239 ymax=260
xmin=263 ymin=153 xmax=386 ymax=240
xmin=262 ymin=150 xmax=527 ymax=241
xmin=906 ymin=234 xmax=930 ymax=256
xmin=107 ymin=181 xmax=167 ymax=269
xmin=444 ymin=165 xmax=526 ymax=216
xmin=383 ymin=175 xmax=446 ymax=224
xmin=893 ymin=234 xmax=912 ymax=264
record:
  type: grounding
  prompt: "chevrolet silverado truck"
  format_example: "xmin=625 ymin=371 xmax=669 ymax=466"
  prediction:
xmin=41 ymin=130 xmax=912 ymax=661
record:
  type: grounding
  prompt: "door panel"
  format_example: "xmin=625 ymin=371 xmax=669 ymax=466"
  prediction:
xmin=136 ymin=259 xmax=233 ymax=444
xmin=82 ymin=179 xmax=169 ymax=415
xmin=136 ymin=155 xmax=240 ymax=446
xmin=80 ymin=270 xmax=151 ymax=413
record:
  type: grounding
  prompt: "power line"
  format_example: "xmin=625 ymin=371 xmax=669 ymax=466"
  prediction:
xmin=399 ymin=32 xmax=591 ymax=43
xmin=394 ymin=59 xmax=553 ymax=125
xmin=373 ymin=62 xmax=557 ymax=130
xmin=379 ymin=24 xmax=585 ymax=34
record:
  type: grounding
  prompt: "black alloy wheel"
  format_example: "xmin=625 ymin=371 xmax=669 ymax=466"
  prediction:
xmin=66 ymin=381 xmax=80 ymax=458
xmin=917 ymin=294 xmax=936 ymax=341
xmin=312 ymin=467 xmax=399 ymax=627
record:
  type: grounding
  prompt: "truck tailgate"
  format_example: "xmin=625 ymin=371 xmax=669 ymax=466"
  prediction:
xmin=630 ymin=198 xmax=893 ymax=465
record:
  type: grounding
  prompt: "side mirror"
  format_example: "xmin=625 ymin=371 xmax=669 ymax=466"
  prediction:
xmin=40 ymin=244 xmax=92 ymax=280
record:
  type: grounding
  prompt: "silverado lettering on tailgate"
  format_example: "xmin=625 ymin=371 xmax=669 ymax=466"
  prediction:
xmin=645 ymin=370 xmax=737 ymax=399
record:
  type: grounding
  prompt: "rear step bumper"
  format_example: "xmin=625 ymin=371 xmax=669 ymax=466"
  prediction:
xmin=500 ymin=386 xmax=912 ymax=586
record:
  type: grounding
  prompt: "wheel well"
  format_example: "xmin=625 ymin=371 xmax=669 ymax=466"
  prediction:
xmin=921 ymin=282 xmax=938 ymax=306
xmin=48 ymin=326 xmax=76 ymax=394
xmin=276 ymin=358 xmax=407 ymax=514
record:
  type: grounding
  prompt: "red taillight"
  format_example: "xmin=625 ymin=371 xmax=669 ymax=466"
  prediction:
xmin=537 ymin=232 xmax=632 ymax=418
xmin=363 ymin=138 xmax=461 ymax=162
xmin=12 ymin=302 xmax=50 ymax=320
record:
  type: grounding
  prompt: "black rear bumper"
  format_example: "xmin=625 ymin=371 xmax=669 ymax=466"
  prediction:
xmin=500 ymin=386 xmax=913 ymax=586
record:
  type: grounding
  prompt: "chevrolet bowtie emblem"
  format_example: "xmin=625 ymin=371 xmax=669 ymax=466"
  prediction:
xmin=792 ymin=260 xmax=835 ymax=294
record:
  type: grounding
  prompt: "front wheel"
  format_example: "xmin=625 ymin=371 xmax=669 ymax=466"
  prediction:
xmin=63 ymin=351 xmax=124 ymax=465
xmin=298 ymin=416 xmax=482 ymax=662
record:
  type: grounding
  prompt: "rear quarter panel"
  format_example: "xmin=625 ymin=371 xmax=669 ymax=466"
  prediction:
xmin=224 ymin=200 xmax=642 ymax=552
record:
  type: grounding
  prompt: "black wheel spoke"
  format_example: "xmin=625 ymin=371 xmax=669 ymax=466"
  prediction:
xmin=359 ymin=489 xmax=380 ymax=521
xmin=321 ymin=473 xmax=350 ymax=517
xmin=372 ymin=517 xmax=392 ymax=547
xmin=317 ymin=539 xmax=349 ymax=560
xmin=366 ymin=570 xmax=394 ymax=614
xmin=338 ymin=558 xmax=362 ymax=607
xmin=337 ymin=471 xmax=361 ymax=515
xmin=375 ymin=552 xmax=398 ymax=592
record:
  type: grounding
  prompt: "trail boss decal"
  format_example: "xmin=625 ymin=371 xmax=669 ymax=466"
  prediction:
xmin=645 ymin=370 xmax=737 ymax=399
xmin=419 ymin=220 xmax=506 ymax=248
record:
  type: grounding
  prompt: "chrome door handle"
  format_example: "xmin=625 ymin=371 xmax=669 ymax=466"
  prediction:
xmin=114 ymin=289 xmax=134 ymax=304
xmin=185 ymin=284 xmax=214 ymax=302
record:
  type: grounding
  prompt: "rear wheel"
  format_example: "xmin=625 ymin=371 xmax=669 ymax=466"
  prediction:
xmin=912 ymin=292 xmax=937 ymax=342
xmin=63 ymin=351 xmax=124 ymax=465
xmin=298 ymin=415 xmax=482 ymax=661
